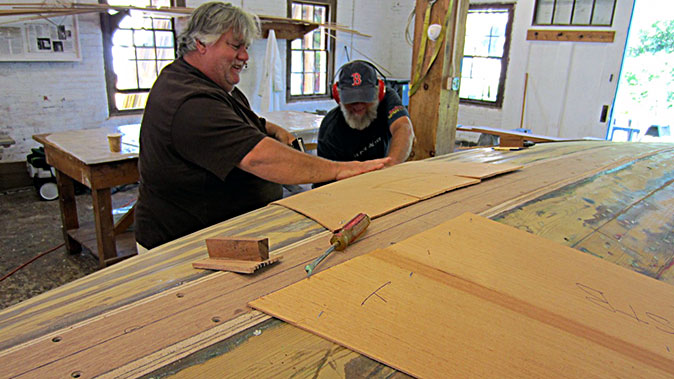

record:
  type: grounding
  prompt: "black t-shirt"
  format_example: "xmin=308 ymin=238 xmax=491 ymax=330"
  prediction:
xmin=317 ymin=89 xmax=409 ymax=162
xmin=136 ymin=58 xmax=282 ymax=249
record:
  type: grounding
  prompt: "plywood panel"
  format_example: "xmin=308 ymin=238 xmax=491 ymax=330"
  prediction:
xmin=274 ymin=161 xmax=520 ymax=230
xmin=251 ymin=213 xmax=674 ymax=377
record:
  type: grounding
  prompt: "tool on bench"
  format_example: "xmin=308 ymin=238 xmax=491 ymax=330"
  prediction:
xmin=305 ymin=213 xmax=371 ymax=277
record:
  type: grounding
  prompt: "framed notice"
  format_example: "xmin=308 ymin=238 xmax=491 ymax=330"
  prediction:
xmin=0 ymin=16 xmax=81 ymax=61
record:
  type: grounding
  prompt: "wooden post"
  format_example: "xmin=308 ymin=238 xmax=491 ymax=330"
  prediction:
xmin=408 ymin=0 xmax=469 ymax=160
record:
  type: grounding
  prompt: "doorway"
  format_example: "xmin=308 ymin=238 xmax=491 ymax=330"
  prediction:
xmin=609 ymin=0 xmax=674 ymax=142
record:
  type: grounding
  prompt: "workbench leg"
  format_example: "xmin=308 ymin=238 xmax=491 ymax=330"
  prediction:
xmin=55 ymin=170 xmax=81 ymax=254
xmin=92 ymin=188 xmax=117 ymax=268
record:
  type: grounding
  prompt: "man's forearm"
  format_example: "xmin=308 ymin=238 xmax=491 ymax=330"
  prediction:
xmin=387 ymin=117 xmax=414 ymax=165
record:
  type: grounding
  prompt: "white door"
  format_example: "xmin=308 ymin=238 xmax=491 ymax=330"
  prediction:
xmin=523 ymin=0 xmax=635 ymax=139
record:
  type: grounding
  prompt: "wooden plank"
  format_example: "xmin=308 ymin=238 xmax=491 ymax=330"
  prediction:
xmin=165 ymin=319 xmax=407 ymax=379
xmin=274 ymin=160 xmax=519 ymax=231
xmin=527 ymin=29 xmax=616 ymax=43
xmin=250 ymin=213 xmax=674 ymax=377
xmin=408 ymin=0 xmax=470 ymax=159
xmin=457 ymin=125 xmax=569 ymax=143
xmin=0 ymin=143 xmax=672 ymax=377
xmin=205 ymin=237 xmax=269 ymax=261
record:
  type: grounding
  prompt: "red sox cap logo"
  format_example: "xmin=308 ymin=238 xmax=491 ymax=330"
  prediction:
xmin=351 ymin=72 xmax=362 ymax=86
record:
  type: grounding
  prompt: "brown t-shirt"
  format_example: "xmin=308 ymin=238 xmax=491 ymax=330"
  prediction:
xmin=135 ymin=58 xmax=282 ymax=249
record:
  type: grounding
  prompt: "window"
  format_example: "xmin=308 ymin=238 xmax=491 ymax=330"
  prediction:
xmin=459 ymin=4 xmax=513 ymax=107
xmin=533 ymin=0 xmax=616 ymax=26
xmin=287 ymin=0 xmax=336 ymax=101
xmin=100 ymin=0 xmax=182 ymax=114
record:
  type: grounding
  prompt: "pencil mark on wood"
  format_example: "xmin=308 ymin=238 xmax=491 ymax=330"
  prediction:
xmin=318 ymin=311 xmax=324 ymax=318
xmin=361 ymin=281 xmax=392 ymax=306
xmin=576 ymin=282 xmax=674 ymax=335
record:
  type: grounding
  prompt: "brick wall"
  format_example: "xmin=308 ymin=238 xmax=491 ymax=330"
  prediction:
xmin=0 ymin=0 xmax=415 ymax=164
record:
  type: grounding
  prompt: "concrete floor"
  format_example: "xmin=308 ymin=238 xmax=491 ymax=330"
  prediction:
xmin=0 ymin=184 xmax=138 ymax=309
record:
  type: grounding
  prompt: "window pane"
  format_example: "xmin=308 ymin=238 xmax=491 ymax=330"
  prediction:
xmin=592 ymin=0 xmax=615 ymax=25
xmin=303 ymin=32 xmax=312 ymax=49
xmin=552 ymin=0 xmax=573 ymax=25
xmin=155 ymin=31 xmax=174 ymax=47
xmin=153 ymin=18 xmax=172 ymax=29
xmin=315 ymin=72 xmax=326 ymax=94
xmin=303 ymin=73 xmax=314 ymax=94
xmin=112 ymin=29 xmax=133 ymax=47
xmin=291 ymin=51 xmax=303 ymax=73
xmin=291 ymin=39 xmax=302 ymax=50
xmin=302 ymin=4 xmax=314 ymax=21
xmin=136 ymin=47 xmax=156 ymax=60
xmin=291 ymin=3 xmax=301 ymax=19
xmin=138 ymin=60 xmax=159 ymax=88
xmin=134 ymin=29 xmax=155 ymax=47
xmin=534 ymin=0 xmax=554 ymax=24
xmin=117 ymin=14 xmax=135 ymax=29
xmin=290 ymin=73 xmax=303 ymax=95
xmin=157 ymin=59 xmax=172 ymax=73
xmin=115 ymin=59 xmax=138 ymax=90
xmin=303 ymin=51 xmax=315 ymax=74
xmin=459 ymin=57 xmax=501 ymax=101
xmin=156 ymin=47 xmax=174 ymax=59
xmin=316 ymin=51 xmax=326 ymax=73
xmin=115 ymin=92 xmax=149 ymax=111
xmin=572 ymin=1 xmax=593 ymax=25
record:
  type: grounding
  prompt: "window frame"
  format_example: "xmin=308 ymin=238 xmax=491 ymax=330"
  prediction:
xmin=286 ymin=0 xmax=337 ymax=103
xmin=100 ymin=0 xmax=184 ymax=116
xmin=532 ymin=0 xmax=617 ymax=26
xmin=459 ymin=3 xmax=514 ymax=108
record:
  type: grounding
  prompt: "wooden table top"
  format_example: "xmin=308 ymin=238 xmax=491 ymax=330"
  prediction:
xmin=33 ymin=124 xmax=140 ymax=165
xmin=1 ymin=141 xmax=672 ymax=377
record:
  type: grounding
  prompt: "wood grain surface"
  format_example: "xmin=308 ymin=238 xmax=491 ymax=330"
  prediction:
xmin=0 ymin=141 xmax=672 ymax=378
xmin=251 ymin=213 xmax=674 ymax=377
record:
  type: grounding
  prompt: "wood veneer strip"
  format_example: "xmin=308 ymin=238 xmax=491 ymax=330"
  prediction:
xmin=250 ymin=214 xmax=674 ymax=377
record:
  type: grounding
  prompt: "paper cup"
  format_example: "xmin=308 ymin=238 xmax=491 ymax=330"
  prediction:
xmin=107 ymin=133 xmax=122 ymax=152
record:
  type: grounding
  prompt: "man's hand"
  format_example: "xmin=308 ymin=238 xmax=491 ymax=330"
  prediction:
xmin=335 ymin=157 xmax=391 ymax=181
xmin=265 ymin=121 xmax=296 ymax=145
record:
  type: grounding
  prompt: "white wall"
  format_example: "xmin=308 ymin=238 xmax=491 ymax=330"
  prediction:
xmin=0 ymin=0 xmax=635 ymax=162
xmin=0 ymin=0 xmax=415 ymax=162
xmin=457 ymin=0 xmax=633 ymax=140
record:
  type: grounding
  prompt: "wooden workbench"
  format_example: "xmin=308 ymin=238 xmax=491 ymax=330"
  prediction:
xmin=32 ymin=113 xmax=322 ymax=269
xmin=1 ymin=141 xmax=672 ymax=377
xmin=33 ymin=125 xmax=141 ymax=268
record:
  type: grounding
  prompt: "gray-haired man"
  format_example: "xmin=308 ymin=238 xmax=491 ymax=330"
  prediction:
xmin=135 ymin=2 xmax=389 ymax=250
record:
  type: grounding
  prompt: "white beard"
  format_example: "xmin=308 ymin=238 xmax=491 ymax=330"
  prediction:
xmin=340 ymin=100 xmax=379 ymax=131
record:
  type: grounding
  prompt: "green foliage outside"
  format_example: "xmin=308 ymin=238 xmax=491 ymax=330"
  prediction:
xmin=614 ymin=18 xmax=674 ymax=133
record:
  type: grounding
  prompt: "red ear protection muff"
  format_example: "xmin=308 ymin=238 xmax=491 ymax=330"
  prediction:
xmin=332 ymin=61 xmax=386 ymax=104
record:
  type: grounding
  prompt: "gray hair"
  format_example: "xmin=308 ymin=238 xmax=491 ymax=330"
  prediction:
xmin=177 ymin=2 xmax=260 ymax=58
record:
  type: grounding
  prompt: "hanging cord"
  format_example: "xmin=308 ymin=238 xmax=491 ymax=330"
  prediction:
xmin=405 ymin=4 xmax=417 ymax=46
xmin=0 ymin=243 xmax=65 ymax=283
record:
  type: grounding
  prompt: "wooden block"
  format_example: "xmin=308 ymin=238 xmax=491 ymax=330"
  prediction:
xmin=205 ymin=237 xmax=269 ymax=261
xmin=192 ymin=256 xmax=282 ymax=274
xmin=499 ymin=135 xmax=524 ymax=147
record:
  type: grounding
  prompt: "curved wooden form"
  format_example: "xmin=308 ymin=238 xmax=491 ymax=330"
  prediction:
xmin=1 ymin=141 xmax=673 ymax=377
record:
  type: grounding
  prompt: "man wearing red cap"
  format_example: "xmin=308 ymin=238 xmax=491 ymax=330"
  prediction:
xmin=316 ymin=61 xmax=415 ymax=186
